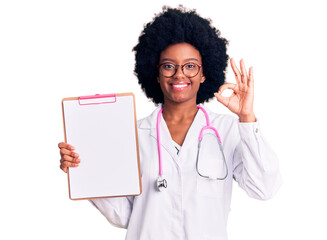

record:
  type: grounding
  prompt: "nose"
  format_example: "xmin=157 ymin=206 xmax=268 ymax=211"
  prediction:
xmin=174 ymin=65 xmax=185 ymax=78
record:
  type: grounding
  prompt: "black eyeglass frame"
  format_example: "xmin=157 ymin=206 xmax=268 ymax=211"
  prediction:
xmin=157 ymin=62 xmax=202 ymax=78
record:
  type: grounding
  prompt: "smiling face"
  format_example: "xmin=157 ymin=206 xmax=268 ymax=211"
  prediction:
xmin=157 ymin=42 xmax=205 ymax=105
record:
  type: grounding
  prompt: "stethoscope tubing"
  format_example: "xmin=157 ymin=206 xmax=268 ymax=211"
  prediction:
xmin=156 ymin=105 xmax=228 ymax=191
xmin=157 ymin=108 xmax=164 ymax=176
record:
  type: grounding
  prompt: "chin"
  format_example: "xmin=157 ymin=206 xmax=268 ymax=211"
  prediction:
xmin=165 ymin=95 xmax=196 ymax=105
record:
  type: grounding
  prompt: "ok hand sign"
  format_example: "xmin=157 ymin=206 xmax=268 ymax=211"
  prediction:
xmin=214 ymin=58 xmax=256 ymax=122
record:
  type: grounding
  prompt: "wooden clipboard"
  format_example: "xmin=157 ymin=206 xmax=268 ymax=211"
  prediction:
xmin=62 ymin=92 xmax=142 ymax=200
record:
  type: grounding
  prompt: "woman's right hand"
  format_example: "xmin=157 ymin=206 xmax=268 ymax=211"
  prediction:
xmin=58 ymin=142 xmax=80 ymax=173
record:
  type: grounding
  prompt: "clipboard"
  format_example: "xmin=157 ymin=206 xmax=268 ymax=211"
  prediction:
xmin=61 ymin=92 xmax=142 ymax=200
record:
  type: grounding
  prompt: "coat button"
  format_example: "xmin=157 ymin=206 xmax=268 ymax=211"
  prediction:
xmin=255 ymin=128 xmax=259 ymax=133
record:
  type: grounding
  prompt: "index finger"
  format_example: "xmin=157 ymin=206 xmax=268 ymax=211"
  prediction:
xmin=58 ymin=142 xmax=75 ymax=151
xmin=218 ymin=82 xmax=238 ymax=94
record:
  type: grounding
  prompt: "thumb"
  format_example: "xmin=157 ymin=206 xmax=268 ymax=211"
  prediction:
xmin=214 ymin=92 xmax=229 ymax=107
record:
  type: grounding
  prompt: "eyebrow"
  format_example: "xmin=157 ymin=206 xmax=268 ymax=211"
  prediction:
xmin=160 ymin=58 xmax=199 ymax=63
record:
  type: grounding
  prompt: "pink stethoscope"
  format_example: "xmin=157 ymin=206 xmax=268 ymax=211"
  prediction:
xmin=156 ymin=105 xmax=228 ymax=191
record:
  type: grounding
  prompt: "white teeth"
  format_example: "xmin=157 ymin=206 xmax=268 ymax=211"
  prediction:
xmin=172 ymin=84 xmax=188 ymax=88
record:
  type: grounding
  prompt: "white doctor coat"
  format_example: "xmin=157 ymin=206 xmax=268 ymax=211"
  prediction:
xmin=90 ymin=105 xmax=282 ymax=240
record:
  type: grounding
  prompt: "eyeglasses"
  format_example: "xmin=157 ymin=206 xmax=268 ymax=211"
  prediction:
xmin=158 ymin=62 xmax=202 ymax=78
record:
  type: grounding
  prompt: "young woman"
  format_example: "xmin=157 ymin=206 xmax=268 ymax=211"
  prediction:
xmin=58 ymin=6 xmax=281 ymax=240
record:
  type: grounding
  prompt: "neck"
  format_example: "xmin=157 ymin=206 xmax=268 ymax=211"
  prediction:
xmin=162 ymin=100 xmax=199 ymax=122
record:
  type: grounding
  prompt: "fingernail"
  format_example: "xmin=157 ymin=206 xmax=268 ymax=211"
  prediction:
xmin=76 ymin=159 xmax=80 ymax=163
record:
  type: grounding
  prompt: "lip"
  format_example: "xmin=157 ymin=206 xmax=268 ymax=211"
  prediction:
xmin=169 ymin=82 xmax=190 ymax=91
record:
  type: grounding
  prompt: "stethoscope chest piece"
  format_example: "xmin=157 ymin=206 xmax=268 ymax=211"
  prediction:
xmin=157 ymin=176 xmax=167 ymax=191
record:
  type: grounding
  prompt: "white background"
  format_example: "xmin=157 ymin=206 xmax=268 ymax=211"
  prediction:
xmin=1 ymin=0 xmax=326 ymax=239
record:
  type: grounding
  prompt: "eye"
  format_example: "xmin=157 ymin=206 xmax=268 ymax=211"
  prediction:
xmin=162 ymin=63 xmax=175 ymax=70
xmin=184 ymin=63 xmax=196 ymax=69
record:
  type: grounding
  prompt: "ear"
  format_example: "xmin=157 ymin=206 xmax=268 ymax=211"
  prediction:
xmin=157 ymin=77 xmax=160 ymax=83
xmin=200 ymin=75 xmax=205 ymax=83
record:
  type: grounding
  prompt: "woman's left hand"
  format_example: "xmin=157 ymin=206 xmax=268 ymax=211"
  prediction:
xmin=214 ymin=58 xmax=256 ymax=122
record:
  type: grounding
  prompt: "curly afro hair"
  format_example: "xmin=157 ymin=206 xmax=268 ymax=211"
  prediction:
xmin=133 ymin=6 xmax=229 ymax=104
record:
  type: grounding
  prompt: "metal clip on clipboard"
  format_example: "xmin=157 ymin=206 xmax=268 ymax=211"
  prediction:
xmin=78 ymin=94 xmax=117 ymax=105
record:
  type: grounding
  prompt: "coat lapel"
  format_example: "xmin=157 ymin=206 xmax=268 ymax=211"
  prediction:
xmin=139 ymin=106 xmax=180 ymax=164
xmin=156 ymin=116 xmax=180 ymax=163
xmin=177 ymin=105 xmax=207 ymax=163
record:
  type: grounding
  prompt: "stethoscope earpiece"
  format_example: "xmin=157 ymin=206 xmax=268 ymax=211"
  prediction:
xmin=157 ymin=177 xmax=167 ymax=191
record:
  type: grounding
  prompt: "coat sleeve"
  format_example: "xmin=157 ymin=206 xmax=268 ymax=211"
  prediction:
xmin=232 ymin=119 xmax=282 ymax=200
xmin=89 ymin=196 xmax=134 ymax=229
